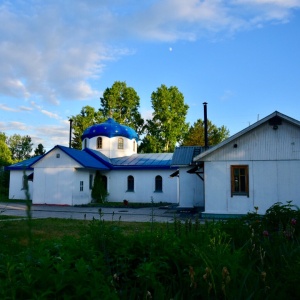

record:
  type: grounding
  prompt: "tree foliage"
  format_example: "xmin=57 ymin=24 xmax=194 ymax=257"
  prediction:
xmin=33 ymin=144 xmax=46 ymax=156
xmin=139 ymin=85 xmax=189 ymax=153
xmin=70 ymin=106 xmax=105 ymax=150
xmin=0 ymin=133 xmax=13 ymax=166
xmin=100 ymin=81 xmax=144 ymax=135
xmin=91 ymin=171 xmax=108 ymax=203
xmin=181 ymin=119 xmax=230 ymax=147
xmin=7 ymin=134 xmax=33 ymax=162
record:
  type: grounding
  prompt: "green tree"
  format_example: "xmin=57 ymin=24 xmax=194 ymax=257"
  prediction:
xmin=33 ymin=143 xmax=46 ymax=156
xmin=69 ymin=106 xmax=105 ymax=150
xmin=7 ymin=134 xmax=33 ymax=162
xmin=100 ymin=81 xmax=144 ymax=135
xmin=0 ymin=133 xmax=13 ymax=166
xmin=181 ymin=119 xmax=230 ymax=147
xmin=139 ymin=85 xmax=189 ymax=153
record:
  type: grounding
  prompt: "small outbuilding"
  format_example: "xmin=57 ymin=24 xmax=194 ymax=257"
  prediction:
xmin=194 ymin=111 xmax=300 ymax=217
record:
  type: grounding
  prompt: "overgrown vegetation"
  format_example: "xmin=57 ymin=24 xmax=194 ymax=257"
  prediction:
xmin=0 ymin=201 xmax=299 ymax=299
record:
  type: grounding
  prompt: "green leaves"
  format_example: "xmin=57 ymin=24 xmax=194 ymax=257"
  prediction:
xmin=100 ymin=81 xmax=144 ymax=135
xmin=140 ymin=85 xmax=189 ymax=153
xmin=182 ymin=118 xmax=230 ymax=147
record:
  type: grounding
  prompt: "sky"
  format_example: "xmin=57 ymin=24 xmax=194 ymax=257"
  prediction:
xmin=0 ymin=0 xmax=300 ymax=151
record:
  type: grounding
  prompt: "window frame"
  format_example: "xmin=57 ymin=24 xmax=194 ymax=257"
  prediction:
xmin=155 ymin=175 xmax=163 ymax=192
xmin=22 ymin=174 xmax=28 ymax=190
xmin=231 ymin=165 xmax=249 ymax=197
xmin=118 ymin=138 xmax=124 ymax=149
xmin=89 ymin=174 xmax=93 ymax=190
xmin=127 ymin=175 xmax=134 ymax=192
xmin=97 ymin=137 xmax=102 ymax=149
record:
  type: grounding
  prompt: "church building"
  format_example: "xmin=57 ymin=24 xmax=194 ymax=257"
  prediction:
xmin=7 ymin=118 xmax=180 ymax=206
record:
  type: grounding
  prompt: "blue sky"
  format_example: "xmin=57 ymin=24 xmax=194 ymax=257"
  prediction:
xmin=0 ymin=0 xmax=300 ymax=151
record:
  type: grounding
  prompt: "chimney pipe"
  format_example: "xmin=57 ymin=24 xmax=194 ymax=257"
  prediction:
xmin=203 ymin=102 xmax=208 ymax=150
xmin=69 ymin=119 xmax=73 ymax=148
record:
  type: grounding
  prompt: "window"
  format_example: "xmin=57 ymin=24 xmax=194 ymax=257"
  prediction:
xmin=127 ymin=175 xmax=134 ymax=192
xmin=133 ymin=140 xmax=136 ymax=152
xmin=56 ymin=153 xmax=60 ymax=158
xmin=89 ymin=174 xmax=93 ymax=190
xmin=231 ymin=165 xmax=249 ymax=197
xmin=155 ymin=175 xmax=163 ymax=192
xmin=118 ymin=138 xmax=124 ymax=149
xmin=22 ymin=175 xmax=28 ymax=190
xmin=84 ymin=139 xmax=87 ymax=149
xmin=80 ymin=181 xmax=84 ymax=191
xmin=97 ymin=137 xmax=102 ymax=149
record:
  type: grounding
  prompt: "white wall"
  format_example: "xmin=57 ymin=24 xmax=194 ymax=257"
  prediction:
xmin=204 ymin=160 xmax=300 ymax=215
xmin=31 ymin=148 xmax=90 ymax=205
xmin=103 ymin=169 xmax=177 ymax=204
xmin=9 ymin=170 xmax=33 ymax=200
xmin=178 ymin=167 xmax=204 ymax=208
xmin=84 ymin=136 xmax=137 ymax=158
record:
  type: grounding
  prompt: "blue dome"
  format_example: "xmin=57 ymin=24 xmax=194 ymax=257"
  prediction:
xmin=81 ymin=118 xmax=138 ymax=141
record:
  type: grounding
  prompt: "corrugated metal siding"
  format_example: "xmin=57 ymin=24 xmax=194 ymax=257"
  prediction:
xmin=202 ymin=121 xmax=300 ymax=161
xmin=171 ymin=146 xmax=204 ymax=165
xmin=111 ymin=153 xmax=173 ymax=166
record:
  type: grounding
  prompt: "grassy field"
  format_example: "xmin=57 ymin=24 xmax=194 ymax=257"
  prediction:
xmin=1 ymin=202 xmax=300 ymax=299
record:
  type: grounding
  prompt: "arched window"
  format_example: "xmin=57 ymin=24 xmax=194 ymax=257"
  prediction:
xmin=101 ymin=175 xmax=108 ymax=191
xmin=155 ymin=175 xmax=163 ymax=192
xmin=127 ymin=175 xmax=134 ymax=192
xmin=133 ymin=140 xmax=136 ymax=151
xmin=118 ymin=138 xmax=124 ymax=149
xmin=97 ymin=137 xmax=102 ymax=149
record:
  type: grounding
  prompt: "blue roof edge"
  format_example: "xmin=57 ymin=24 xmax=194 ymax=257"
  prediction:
xmin=83 ymin=148 xmax=113 ymax=169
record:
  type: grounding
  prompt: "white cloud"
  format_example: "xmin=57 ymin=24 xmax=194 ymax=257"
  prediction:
xmin=0 ymin=103 xmax=18 ymax=112
xmin=0 ymin=121 xmax=29 ymax=132
xmin=0 ymin=0 xmax=299 ymax=108
xmin=40 ymin=110 xmax=60 ymax=120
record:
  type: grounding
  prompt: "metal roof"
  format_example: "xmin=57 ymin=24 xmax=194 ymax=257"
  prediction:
xmin=171 ymin=146 xmax=204 ymax=166
xmin=111 ymin=153 xmax=174 ymax=169
xmin=7 ymin=146 xmax=174 ymax=171
xmin=6 ymin=155 xmax=42 ymax=170
xmin=56 ymin=146 xmax=110 ymax=170
xmin=81 ymin=118 xmax=138 ymax=141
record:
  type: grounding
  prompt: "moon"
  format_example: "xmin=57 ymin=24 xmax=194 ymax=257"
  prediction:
xmin=169 ymin=47 xmax=173 ymax=52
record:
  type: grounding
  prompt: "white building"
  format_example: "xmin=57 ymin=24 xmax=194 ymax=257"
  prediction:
xmin=7 ymin=118 xmax=178 ymax=206
xmin=194 ymin=111 xmax=300 ymax=217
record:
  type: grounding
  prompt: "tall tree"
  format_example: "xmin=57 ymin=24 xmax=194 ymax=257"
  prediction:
xmin=69 ymin=105 xmax=105 ymax=150
xmin=0 ymin=132 xmax=13 ymax=166
xmin=100 ymin=81 xmax=144 ymax=135
xmin=139 ymin=85 xmax=189 ymax=153
xmin=33 ymin=143 xmax=46 ymax=156
xmin=181 ymin=119 xmax=230 ymax=147
xmin=7 ymin=134 xmax=33 ymax=162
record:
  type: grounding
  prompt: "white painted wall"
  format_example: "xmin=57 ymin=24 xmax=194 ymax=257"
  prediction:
xmin=83 ymin=136 xmax=137 ymax=158
xmin=178 ymin=167 xmax=204 ymax=208
xmin=103 ymin=169 xmax=177 ymax=204
xmin=204 ymin=160 xmax=300 ymax=215
xmin=31 ymin=148 xmax=91 ymax=205
xmin=8 ymin=170 xmax=33 ymax=200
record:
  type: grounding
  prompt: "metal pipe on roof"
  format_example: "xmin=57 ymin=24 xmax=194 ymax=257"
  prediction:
xmin=69 ymin=119 xmax=73 ymax=148
xmin=203 ymin=102 xmax=208 ymax=150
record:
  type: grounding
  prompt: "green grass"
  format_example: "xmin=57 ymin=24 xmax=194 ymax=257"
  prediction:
xmin=0 ymin=202 xmax=300 ymax=299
